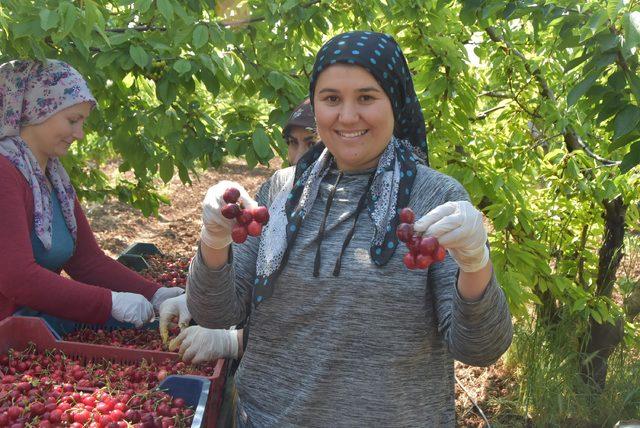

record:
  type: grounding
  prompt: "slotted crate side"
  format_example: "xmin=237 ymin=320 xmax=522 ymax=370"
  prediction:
xmin=0 ymin=316 xmax=179 ymax=364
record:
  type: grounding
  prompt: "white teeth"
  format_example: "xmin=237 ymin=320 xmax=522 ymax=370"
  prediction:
xmin=338 ymin=130 xmax=367 ymax=138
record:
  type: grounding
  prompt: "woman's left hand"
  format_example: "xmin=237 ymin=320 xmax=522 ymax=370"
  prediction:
xmin=413 ymin=201 xmax=489 ymax=272
xmin=150 ymin=287 xmax=185 ymax=312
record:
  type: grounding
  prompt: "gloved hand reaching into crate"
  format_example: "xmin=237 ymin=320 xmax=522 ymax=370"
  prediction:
xmin=110 ymin=291 xmax=155 ymax=327
xmin=159 ymin=294 xmax=192 ymax=342
xmin=150 ymin=286 xmax=185 ymax=312
xmin=169 ymin=325 xmax=239 ymax=364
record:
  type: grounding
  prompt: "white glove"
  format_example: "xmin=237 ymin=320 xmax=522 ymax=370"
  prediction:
xmin=110 ymin=292 xmax=155 ymax=327
xmin=150 ymin=287 xmax=185 ymax=312
xmin=168 ymin=326 xmax=238 ymax=364
xmin=413 ymin=201 xmax=490 ymax=272
xmin=200 ymin=180 xmax=258 ymax=249
xmin=159 ymin=294 xmax=192 ymax=343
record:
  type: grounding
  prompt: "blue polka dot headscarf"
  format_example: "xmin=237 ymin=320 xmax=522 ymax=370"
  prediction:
xmin=310 ymin=30 xmax=428 ymax=162
xmin=252 ymin=31 xmax=429 ymax=306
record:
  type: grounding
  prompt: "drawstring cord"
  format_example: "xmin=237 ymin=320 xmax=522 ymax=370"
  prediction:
xmin=313 ymin=170 xmax=376 ymax=278
xmin=333 ymin=172 xmax=375 ymax=276
xmin=313 ymin=170 xmax=343 ymax=277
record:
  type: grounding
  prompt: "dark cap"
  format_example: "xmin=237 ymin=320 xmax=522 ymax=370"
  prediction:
xmin=282 ymin=99 xmax=315 ymax=137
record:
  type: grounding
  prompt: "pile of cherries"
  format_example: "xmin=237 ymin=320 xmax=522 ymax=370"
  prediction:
xmin=220 ymin=187 xmax=270 ymax=244
xmin=0 ymin=347 xmax=203 ymax=427
xmin=141 ymin=255 xmax=189 ymax=289
xmin=62 ymin=328 xmax=181 ymax=352
xmin=396 ymin=207 xmax=447 ymax=270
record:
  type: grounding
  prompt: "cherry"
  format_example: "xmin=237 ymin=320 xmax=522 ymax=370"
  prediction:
xmin=416 ymin=254 xmax=433 ymax=269
xmin=231 ymin=224 xmax=248 ymax=244
xmin=399 ymin=207 xmax=415 ymax=224
xmin=403 ymin=252 xmax=417 ymax=270
xmin=434 ymin=245 xmax=446 ymax=262
xmin=221 ymin=203 xmax=240 ymax=219
xmin=222 ymin=187 xmax=240 ymax=203
xmin=236 ymin=209 xmax=253 ymax=226
xmin=396 ymin=223 xmax=413 ymax=243
xmin=251 ymin=206 xmax=269 ymax=224
xmin=419 ymin=236 xmax=438 ymax=256
xmin=246 ymin=221 xmax=262 ymax=237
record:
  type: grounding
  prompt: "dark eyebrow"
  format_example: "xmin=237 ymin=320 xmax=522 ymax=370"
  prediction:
xmin=303 ymin=136 xmax=316 ymax=143
xmin=357 ymin=87 xmax=382 ymax=93
xmin=318 ymin=87 xmax=382 ymax=94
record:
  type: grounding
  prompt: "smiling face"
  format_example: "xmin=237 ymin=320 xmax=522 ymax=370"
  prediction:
xmin=313 ymin=64 xmax=394 ymax=172
xmin=19 ymin=101 xmax=93 ymax=170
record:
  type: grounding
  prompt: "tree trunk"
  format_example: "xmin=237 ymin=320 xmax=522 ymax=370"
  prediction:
xmin=579 ymin=196 xmax=627 ymax=391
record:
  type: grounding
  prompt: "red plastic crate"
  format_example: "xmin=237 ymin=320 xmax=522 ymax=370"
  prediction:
xmin=0 ymin=316 xmax=226 ymax=427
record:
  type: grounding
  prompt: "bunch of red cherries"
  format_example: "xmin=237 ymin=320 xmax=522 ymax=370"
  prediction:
xmin=220 ymin=187 xmax=270 ymax=244
xmin=396 ymin=207 xmax=446 ymax=270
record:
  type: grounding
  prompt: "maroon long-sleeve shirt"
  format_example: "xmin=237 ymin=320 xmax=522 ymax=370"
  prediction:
xmin=0 ymin=156 xmax=161 ymax=323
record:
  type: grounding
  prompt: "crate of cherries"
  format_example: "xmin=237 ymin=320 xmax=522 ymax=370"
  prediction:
xmin=141 ymin=254 xmax=190 ymax=289
xmin=0 ymin=347 xmax=198 ymax=427
xmin=220 ymin=187 xmax=270 ymax=244
xmin=396 ymin=208 xmax=447 ymax=270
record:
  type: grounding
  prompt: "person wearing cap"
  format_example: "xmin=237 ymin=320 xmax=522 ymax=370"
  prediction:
xmin=282 ymin=99 xmax=317 ymax=165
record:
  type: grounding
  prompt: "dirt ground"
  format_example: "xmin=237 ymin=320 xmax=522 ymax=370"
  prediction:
xmin=85 ymin=158 xmax=512 ymax=427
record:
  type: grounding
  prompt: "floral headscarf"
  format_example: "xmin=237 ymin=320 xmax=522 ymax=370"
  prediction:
xmin=0 ymin=59 xmax=96 ymax=250
xmin=253 ymin=31 xmax=428 ymax=305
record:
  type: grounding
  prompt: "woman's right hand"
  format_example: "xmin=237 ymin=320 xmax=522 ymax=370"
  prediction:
xmin=200 ymin=180 xmax=257 ymax=249
xmin=110 ymin=291 xmax=155 ymax=327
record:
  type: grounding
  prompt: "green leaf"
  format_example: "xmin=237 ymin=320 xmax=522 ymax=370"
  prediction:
xmin=626 ymin=71 xmax=640 ymax=104
xmin=620 ymin=141 xmax=640 ymax=172
xmin=245 ymin=146 xmax=258 ymax=169
xmin=135 ymin=0 xmax=154 ymax=13
xmin=607 ymin=0 xmax=623 ymax=19
xmin=587 ymin=10 xmax=608 ymax=35
xmin=159 ymin=157 xmax=174 ymax=183
xmin=267 ymin=71 xmax=286 ymax=90
xmin=56 ymin=2 xmax=77 ymax=40
xmin=95 ymin=50 xmax=121 ymax=69
xmin=39 ymin=9 xmax=59 ymax=31
xmin=173 ymin=59 xmax=191 ymax=74
xmin=613 ymin=105 xmax=640 ymax=140
xmin=192 ymin=24 xmax=208 ymax=49
xmin=157 ymin=0 xmax=174 ymax=22
xmin=156 ymin=77 xmax=177 ymax=105
xmin=252 ymin=127 xmax=273 ymax=159
xmin=623 ymin=11 xmax=640 ymax=49
xmin=567 ymin=70 xmax=600 ymax=106
xmin=84 ymin=0 xmax=105 ymax=35
xmin=129 ymin=45 xmax=150 ymax=68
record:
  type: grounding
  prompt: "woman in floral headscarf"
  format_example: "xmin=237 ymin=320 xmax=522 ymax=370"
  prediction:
xmin=185 ymin=32 xmax=513 ymax=426
xmin=0 ymin=59 xmax=182 ymax=328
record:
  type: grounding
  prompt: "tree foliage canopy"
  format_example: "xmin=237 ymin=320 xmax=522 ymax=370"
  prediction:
xmin=2 ymin=0 xmax=640 ymax=421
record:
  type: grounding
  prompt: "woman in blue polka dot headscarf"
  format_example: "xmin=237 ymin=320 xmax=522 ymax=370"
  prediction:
xmin=189 ymin=30 xmax=511 ymax=426
xmin=252 ymin=30 xmax=429 ymax=303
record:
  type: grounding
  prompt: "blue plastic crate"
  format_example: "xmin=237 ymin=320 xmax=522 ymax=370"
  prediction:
xmin=159 ymin=375 xmax=211 ymax=428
